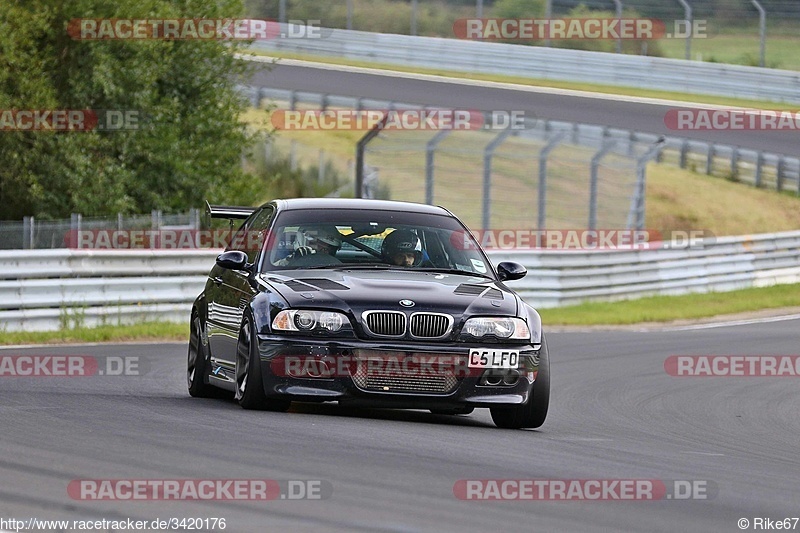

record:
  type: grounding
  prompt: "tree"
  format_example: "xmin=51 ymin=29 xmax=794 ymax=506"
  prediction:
xmin=0 ymin=0 xmax=256 ymax=220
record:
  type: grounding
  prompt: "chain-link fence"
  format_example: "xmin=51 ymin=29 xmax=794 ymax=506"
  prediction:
xmin=361 ymin=120 xmax=643 ymax=231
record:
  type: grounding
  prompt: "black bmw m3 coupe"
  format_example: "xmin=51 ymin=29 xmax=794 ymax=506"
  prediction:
xmin=188 ymin=198 xmax=549 ymax=429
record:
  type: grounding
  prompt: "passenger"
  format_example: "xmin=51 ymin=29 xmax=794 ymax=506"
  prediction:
xmin=277 ymin=226 xmax=342 ymax=266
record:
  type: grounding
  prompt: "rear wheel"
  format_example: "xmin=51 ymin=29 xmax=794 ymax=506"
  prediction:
xmin=187 ymin=311 xmax=215 ymax=398
xmin=235 ymin=314 xmax=291 ymax=412
xmin=490 ymin=335 xmax=550 ymax=429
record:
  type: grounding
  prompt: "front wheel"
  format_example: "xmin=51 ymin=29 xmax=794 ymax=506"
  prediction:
xmin=235 ymin=314 xmax=291 ymax=412
xmin=187 ymin=311 xmax=215 ymax=398
xmin=490 ymin=335 xmax=550 ymax=429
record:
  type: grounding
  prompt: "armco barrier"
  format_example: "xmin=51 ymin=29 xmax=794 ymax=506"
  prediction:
xmin=1 ymin=232 xmax=799 ymax=332
xmin=249 ymin=26 xmax=800 ymax=103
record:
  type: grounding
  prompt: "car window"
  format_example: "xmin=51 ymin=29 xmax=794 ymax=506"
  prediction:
xmin=263 ymin=209 xmax=492 ymax=277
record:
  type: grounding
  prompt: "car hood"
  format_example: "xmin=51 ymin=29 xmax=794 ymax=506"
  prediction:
xmin=259 ymin=269 xmax=519 ymax=319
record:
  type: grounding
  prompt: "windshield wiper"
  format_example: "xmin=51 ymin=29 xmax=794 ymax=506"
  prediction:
xmin=412 ymin=268 xmax=494 ymax=280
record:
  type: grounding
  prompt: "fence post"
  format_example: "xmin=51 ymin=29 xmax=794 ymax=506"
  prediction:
xmin=676 ymin=0 xmax=693 ymax=60
xmin=612 ymin=0 xmax=623 ymax=54
xmin=355 ymin=114 xmax=389 ymax=198
xmin=482 ymin=127 xmax=514 ymax=229
xmin=544 ymin=0 xmax=552 ymax=47
xmin=347 ymin=0 xmax=353 ymax=30
xmin=425 ymin=129 xmax=452 ymax=205
xmin=23 ymin=216 xmax=33 ymax=249
xmin=589 ymin=141 xmax=617 ymax=231
xmin=751 ymin=0 xmax=766 ymax=67
xmin=627 ymin=139 xmax=664 ymax=231
xmin=411 ymin=0 xmax=418 ymax=36
xmin=537 ymin=131 xmax=567 ymax=231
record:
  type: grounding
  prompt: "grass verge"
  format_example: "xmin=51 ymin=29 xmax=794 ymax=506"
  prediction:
xmin=539 ymin=283 xmax=800 ymax=326
xmin=0 ymin=322 xmax=188 ymax=346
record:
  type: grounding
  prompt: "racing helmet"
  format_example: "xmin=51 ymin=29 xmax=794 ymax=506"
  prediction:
xmin=303 ymin=226 xmax=342 ymax=251
xmin=381 ymin=229 xmax=423 ymax=266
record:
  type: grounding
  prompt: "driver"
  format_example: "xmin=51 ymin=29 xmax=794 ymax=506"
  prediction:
xmin=381 ymin=229 xmax=423 ymax=267
xmin=276 ymin=226 xmax=342 ymax=266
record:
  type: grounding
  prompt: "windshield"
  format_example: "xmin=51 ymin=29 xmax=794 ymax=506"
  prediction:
xmin=261 ymin=208 xmax=493 ymax=278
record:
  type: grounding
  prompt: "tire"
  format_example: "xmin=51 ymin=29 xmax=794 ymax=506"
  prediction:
xmin=187 ymin=311 xmax=215 ymax=398
xmin=430 ymin=407 xmax=475 ymax=415
xmin=235 ymin=313 xmax=291 ymax=412
xmin=490 ymin=334 xmax=550 ymax=429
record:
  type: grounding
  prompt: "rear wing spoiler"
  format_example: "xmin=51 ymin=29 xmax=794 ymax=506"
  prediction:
xmin=205 ymin=201 xmax=256 ymax=228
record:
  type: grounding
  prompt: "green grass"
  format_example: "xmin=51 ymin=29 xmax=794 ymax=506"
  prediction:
xmin=540 ymin=283 xmax=800 ymax=326
xmin=658 ymin=34 xmax=800 ymax=71
xmin=247 ymin=50 xmax=794 ymax=109
xmin=0 ymin=322 xmax=188 ymax=346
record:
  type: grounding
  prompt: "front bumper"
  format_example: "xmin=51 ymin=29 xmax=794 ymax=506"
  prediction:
xmin=255 ymin=336 xmax=542 ymax=409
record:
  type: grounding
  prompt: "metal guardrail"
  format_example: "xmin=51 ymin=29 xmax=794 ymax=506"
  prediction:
xmin=249 ymin=26 xmax=800 ymax=103
xmin=2 ymin=231 xmax=799 ymax=331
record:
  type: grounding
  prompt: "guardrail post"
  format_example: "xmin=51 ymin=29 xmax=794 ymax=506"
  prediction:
xmin=482 ymin=127 xmax=514 ymax=229
xmin=279 ymin=0 xmax=286 ymax=23
xmin=676 ymin=0 xmax=693 ymax=60
xmin=627 ymin=138 xmax=664 ymax=231
xmin=537 ymin=131 xmax=567 ymax=231
xmin=288 ymin=90 xmax=296 ymax=111
xmin=411 ymin=0 xmax=418 ymax=35
xmin=751 ymin=0 xmax=766 ymax=67
xmin=589 ymin=141 xmax=617 ymax=231
xmin=730 ymin=147 xmax=739 ymax=180
xmin=776 ymin=156 xmax=785 ymax=192
xmin=679 ymin=139 xmax=689 ymax=169
xmin=754 ymin=151 xmax=763 ymax=187
xmin=425 ymin=129 xmax=452 ymax=205
xmin=477 ymin=0 xmax=484 ymax=18
xmin=571 ymin=123 xmax=580 ymax=144
xmin=355 ymin=114 xmax=389 ymax=198
xmin=320 ymin=94 xmax=328 ymax=111
xmin=706 ymin=143 xmax=714 ymax=175
xmin=319 ymin=149 xmax=326 ymax=184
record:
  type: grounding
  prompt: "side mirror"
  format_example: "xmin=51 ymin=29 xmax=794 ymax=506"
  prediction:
xmin=216 ymin=250 xmax=250 ymax=271
xmin=497 ymin=261 xmax=527 ymax=281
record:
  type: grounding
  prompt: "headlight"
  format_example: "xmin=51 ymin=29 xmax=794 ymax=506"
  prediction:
xmin=272 ymin=310 xmax=349 ymax=333
xmin=462 ymin=317 xmax=530 ymax=340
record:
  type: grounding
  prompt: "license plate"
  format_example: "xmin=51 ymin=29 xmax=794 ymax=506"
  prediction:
xmin=468 ymin=349 xmax=519 ymax=369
